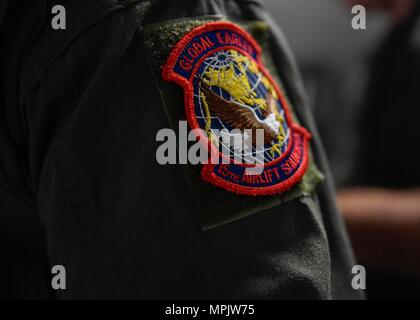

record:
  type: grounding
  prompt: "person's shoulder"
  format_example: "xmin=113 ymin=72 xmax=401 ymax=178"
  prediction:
xmin=45 ymin=0 xmax=143 ymax=21
xmin=21 ymin=0 xmax=148 ymax=98
xmin=36 ymin=0 xmax=145 ymax=39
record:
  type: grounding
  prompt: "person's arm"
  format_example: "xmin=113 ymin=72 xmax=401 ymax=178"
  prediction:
xmin=18 ymin=0 xmax=363 ymax=299
xmin=337 ymin=188 xmax=420 ymax=275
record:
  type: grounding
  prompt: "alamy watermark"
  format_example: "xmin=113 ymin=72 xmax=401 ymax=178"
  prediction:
xmin=352 ymin=5 xmax=367 ymax=30
xmin=51 ymin=5 xmax=66 ymax=30
xmin=51 ymin=265 xmax=66 ymax=290
xmin=156 ymin=121 xmax=268 ymax=175
xmin=351 ymin=265 xmax=366 ymax=290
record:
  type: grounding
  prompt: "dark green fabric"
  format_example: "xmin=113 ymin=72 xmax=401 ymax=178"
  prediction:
xmin=0 ymin=0 xmax=363 ymax=299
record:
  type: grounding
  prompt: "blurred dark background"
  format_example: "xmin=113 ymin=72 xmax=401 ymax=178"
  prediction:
xmin=265 ymin=0 xmax=420 ymax=300
xmin=265 ymin=0 xmax=389 ymax=186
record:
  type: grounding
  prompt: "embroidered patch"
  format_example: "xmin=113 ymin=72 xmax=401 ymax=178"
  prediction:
xmin=162 ymin=22 xmax=311 ymax=196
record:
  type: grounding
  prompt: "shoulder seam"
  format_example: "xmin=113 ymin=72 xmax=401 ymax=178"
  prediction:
xmin=21 ymin=0 xmax=148 ymax=106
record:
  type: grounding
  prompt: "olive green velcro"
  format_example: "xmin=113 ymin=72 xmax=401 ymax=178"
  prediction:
xmin=142 ymin=17 xmax=324 ymax=230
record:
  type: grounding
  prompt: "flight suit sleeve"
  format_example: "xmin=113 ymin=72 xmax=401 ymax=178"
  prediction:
xmin=20 ymin=0 xmax=362 ymax=299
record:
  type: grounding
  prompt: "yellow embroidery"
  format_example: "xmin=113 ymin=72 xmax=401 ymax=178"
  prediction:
xmin=200 ymin=50 xmax=288 ymax=154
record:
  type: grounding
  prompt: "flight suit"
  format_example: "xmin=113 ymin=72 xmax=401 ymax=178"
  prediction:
xmin=0 ymin=0 xmax=363 ymax=299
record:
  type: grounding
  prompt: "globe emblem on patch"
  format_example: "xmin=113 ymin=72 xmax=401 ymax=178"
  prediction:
xmin=193 ymin=49 xmax=291 ymax=164
xmin=163 ymin=22 xmax=311 ymax=196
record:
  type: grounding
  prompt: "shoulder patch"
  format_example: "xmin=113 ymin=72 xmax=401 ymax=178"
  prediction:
xmin=162 ymin=22 xmax=311 ymax=196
